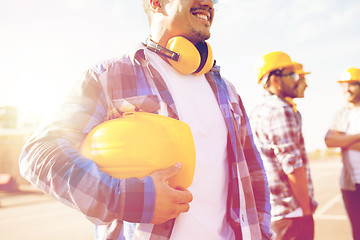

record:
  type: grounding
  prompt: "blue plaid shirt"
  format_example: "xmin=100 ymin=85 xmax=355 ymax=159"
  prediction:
xmin=250 ymin=92 xmax=317 ymax=219
xmin=19 ymin=44 xmax=272 ymax=239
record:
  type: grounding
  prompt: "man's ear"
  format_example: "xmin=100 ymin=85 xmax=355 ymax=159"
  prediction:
xmin=150 ymin=0 xmax=162 ymax=12
xmin=269 ymin=75 xmax=280 ymax=87
xmin=268 ymin=75 xmax=283 ymax=92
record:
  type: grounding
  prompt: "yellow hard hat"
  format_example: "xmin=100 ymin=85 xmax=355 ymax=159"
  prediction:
xmin=255 ymin=51 xmax=302 ymax=83
xmin=338 ymin=67 xmax=360 ymax=83
xmin=294 ymin=62 xmax=310 ymax=76
xmin=80 ymin=112 xmax=196 ymax=189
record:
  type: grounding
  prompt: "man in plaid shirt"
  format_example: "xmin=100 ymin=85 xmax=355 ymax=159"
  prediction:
xmin=19 ymin=0 xmax=272 ymax=239
xmin=250 ymin=51 xmax=317 ymax=240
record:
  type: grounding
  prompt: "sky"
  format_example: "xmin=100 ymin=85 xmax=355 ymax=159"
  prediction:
xmin=1 ymin=0 xmax=360 ymax=151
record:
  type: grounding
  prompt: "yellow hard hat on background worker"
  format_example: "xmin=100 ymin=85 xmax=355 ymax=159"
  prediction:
xmin=338 ymin=67 xmax=360 ymax=83
xmin=80 ymin=112 xmax=196 ymax=189
xmin=255 ymin=51 xmax=302 ymax=83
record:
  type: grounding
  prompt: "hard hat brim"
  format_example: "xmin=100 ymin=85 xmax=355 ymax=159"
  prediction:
xmin=258 ymin=62 xmax=302 ymax=83
xmin=337 ymin=80 xmax=360 ymax=83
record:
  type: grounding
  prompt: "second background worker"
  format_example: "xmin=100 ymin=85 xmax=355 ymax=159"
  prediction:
xmin=250 ymin=51 xmax=318 ymax=240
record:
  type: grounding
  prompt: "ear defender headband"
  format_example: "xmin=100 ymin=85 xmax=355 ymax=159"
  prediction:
xmin=146 ymin=37 xmax=214 ymax=75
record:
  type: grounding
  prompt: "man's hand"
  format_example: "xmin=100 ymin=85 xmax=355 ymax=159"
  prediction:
xmin=150 ymin=163 xmax=193 ymax=224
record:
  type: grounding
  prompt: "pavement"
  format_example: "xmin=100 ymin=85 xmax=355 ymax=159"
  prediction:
xmin=311 ymin=157 xmax=352 ymax=240
xmin=0 ymin=156 xmax=353 ymax=240
xmin=0 ymin=185 xmax=93 ymax=240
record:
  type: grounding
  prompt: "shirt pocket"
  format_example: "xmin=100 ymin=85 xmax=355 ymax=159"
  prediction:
xmin=112 ymin=95 xmax=160 ymax=114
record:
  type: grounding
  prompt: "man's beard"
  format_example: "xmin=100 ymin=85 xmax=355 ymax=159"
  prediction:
xmin=280 ymin=82 xmax=298 ymax=98
xmin=191 ymin=29 xmax=210 ymax=42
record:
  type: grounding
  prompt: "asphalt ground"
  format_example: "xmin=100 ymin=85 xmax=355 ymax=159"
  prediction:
xmin=0 ymin=156 xmax=353 ymax=240
xmin=311 ymin=156 xmax=352 ymax=240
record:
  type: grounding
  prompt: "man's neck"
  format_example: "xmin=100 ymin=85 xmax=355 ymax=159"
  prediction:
xmin=348 ymin=101 xmax=360 ymax=108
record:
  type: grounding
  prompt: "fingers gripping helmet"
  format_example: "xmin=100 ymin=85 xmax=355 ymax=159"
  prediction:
xmin=80 ymin=112 xmax=196 ymax=189
xmin=255 ymin=51 xmax=302 ymax=83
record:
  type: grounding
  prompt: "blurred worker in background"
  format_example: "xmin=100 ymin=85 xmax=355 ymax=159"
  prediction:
xmin=250 ymin=51 xmax=317 ymax=240
xmin=18 ymin=0 xmax=273 ymax=239
xmin=325 ymin=67 xmax=360 ymax=240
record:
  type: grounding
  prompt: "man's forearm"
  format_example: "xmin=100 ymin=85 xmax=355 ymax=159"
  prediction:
xmin=325 ymin=130 xmax=360 ymax=148
xmin=287 ymin=166 xmax=312 ymax=215
xmin=345 ymin=141 xmax=360 ymax=151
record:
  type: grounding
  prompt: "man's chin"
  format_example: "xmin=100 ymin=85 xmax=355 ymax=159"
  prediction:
xmin=286 ymin=93 xmax=298 ymax=99
xmin=189 ymin=31 xmax=210 ymax=43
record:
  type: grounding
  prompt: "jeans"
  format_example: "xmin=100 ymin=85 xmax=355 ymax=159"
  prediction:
xmin=342 ymin=184 xmax=360 ymax=240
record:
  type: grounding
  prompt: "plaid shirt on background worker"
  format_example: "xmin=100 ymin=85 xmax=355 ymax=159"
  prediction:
xmin=250 ymin=91 xmax=317 ymax=219
xmin=19 ymin=44 xmax=272 ymax=239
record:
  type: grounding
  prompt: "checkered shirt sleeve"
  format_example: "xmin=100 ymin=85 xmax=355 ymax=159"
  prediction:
xmin=250 ymin=93 xmax=316 ymax=217
xmin=19 ymin=60 xmax=156 ymax=226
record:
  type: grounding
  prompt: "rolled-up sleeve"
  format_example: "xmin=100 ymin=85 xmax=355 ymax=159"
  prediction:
xmin=268 ymin=106 xmax=304 ymax=175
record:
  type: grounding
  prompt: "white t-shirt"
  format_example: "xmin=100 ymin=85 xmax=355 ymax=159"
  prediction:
xmin=331 ymin=106 xmax=360 ymax=184
xmin=344 ymin=107 xmax=360 ymax=183
xmin=145 ymin=49 xmax=235 ymax=240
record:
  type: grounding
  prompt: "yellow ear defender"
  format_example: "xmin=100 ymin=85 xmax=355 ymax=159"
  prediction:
xmin=80 ymin=112 xmax=196 ymax=189
xmin=146 ymin=37 xmax=214 ymax=75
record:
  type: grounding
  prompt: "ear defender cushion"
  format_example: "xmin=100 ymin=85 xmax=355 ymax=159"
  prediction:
xmin=166 ymin=37 xmax=214 ymax=75
xmin=194 ymin=41 xmax=214 ymax=75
